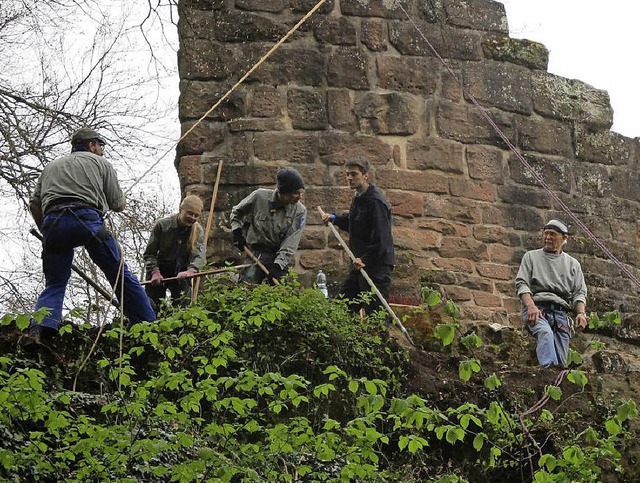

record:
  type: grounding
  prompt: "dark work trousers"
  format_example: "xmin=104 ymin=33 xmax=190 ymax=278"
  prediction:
xmin=32 ymin=208 xmax=156 ymax=331
xmin=240 ymin=245 xmax=279 ymax=284
xmin=339 ymin=264 xmax=393 ymax=315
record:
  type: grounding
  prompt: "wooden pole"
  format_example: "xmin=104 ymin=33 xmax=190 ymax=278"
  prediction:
xmin=141 ymin=264 xmax=250 ymax=286
xmin=192 ymin=160 xmax=224 ymax=301
xmin=243 ymin=246 xmax=280 ymax=285
xmin=316 ymin=206 xmax=415 ymax=346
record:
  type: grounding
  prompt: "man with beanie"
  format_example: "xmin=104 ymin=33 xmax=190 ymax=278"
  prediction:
xmin=322 ymin=158 xmax=395 ymax=315
xmin=143 ymin=195 xmax=205 ymax=309
xmin=515 ymin=218 xmax=588 ymax=367
xmin=26 ymin=127 xmax=156 ymax=344
xmin=230 ymin=167 xmax=306 ymax=284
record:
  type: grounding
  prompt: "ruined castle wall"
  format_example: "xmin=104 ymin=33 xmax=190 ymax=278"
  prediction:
xmin=176 ymin=0 xmax=640 ymax=335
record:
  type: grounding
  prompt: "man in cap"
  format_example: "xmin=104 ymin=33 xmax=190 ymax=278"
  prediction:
xmin=322 ymin=157 xmax=395 ymax=314
xmin=143 ymin=194 xmax=205 ymax=310
xmin=230 ymin=167 xmax=306 ymax=284
xmin=27 ymin=127 xmax=155 ymax=344
xmin=515 ymin=218 xmax=588 ymax=367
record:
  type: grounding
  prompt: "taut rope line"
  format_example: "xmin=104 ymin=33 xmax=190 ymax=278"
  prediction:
xmin=394 ymin=0 xmax=640 ymax=290
xmin=123 ymin=0 xmax=328 ymax=197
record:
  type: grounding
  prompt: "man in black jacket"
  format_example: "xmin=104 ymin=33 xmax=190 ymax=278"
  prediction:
xmin=323 ymin=158 xmax=395 ymax=314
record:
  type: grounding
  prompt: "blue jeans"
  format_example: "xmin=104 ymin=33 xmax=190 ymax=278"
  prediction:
xmin=33 ymin=208 xmax=156 ymax=330
xmin=523 ymin=306 xmax=570 ymax=367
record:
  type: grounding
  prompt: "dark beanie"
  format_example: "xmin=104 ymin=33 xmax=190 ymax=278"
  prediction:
xmin=276 ymin=167 xmax=305 ymax=194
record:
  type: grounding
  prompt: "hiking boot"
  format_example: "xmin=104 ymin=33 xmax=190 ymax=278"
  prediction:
xmin=21 ymin=325 xmax=57 ymax=349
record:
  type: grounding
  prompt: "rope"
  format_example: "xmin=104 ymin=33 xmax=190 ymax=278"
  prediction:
xmin=518 ymin=369 xmax=569 ymax=478
xmin=123 ymin=0 xmax=328 ymax=197
xmin=393 ymin=1 xmax=640 ymax=290
xmin=72 ymin=218 xmax=128 ymax=392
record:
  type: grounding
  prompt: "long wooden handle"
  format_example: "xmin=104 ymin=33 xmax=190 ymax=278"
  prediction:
xmin=193 ymin=160 xmax=224 ymax=301
xmin=141 ymin=264 xmax=250 ymax=286
xmin=316 ymin=206 xmax=415 ymax=346
xmin=243 ymin=246 xmax=280 ymax=285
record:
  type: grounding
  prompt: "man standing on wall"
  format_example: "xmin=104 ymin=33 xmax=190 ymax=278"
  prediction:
xmin=322 ymin=158 xmax=395 ymax=314
xmin=27 ymin=127 xmax=156 ymax=344
xmin=230 ymin=167 xmax=306 ymax=285
xmin=143 ymin=195 xmax=205 ymax=310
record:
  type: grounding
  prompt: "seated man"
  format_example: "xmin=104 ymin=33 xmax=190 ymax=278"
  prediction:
xmin=230 ymin=167 xmax=306 ymax=285
xmin=515 ymin=219 xmax=588 ymax=367
xmin=143 ymin=195 xmax=205 ymax=309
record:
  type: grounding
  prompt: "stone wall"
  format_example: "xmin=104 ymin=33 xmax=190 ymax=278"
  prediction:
xmin=176 ymin=0 xmax=640 ymax=334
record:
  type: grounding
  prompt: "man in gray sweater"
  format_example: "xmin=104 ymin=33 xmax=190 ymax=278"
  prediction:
xmin=515 ymin=219 xmax=588 ymax=367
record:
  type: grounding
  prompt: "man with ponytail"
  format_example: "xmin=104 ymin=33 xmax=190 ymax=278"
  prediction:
xmin=143 ymin=195 xmax=205 ymax=309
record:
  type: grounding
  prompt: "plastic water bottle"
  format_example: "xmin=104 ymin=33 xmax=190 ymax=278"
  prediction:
xmin=316 ymin=270 xmax=328 ymax=298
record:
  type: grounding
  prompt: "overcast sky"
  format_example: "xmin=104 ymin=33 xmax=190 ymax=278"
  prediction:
xmin=499 ymin=0 xmax=639 ymax=138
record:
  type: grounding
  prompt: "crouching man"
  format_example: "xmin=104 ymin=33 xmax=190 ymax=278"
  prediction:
xmin=230 ymin=167 xmax=306 ymax=285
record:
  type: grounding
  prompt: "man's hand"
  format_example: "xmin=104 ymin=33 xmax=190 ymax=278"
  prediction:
xmin=526 ymin=304 xmax=541 ymax=325
xmin=268 ymin=265 xmax=285 ymax=285
xmin=150 ymin=270 xmax=164 ymax=286
xmin=232 ymin=228 xmax=246 ymax=251
xmin=29 ymin=201 xmax=43 ymax=230
xmin=353 ymin=257 xmax=366 ymax=270
xmin=177 ymin=269 xmax=196 ymax=279
xmin=575 ymin=313 xmax=588 ymax=332
xmin=321 ymin=213 xmax=336 ymax=225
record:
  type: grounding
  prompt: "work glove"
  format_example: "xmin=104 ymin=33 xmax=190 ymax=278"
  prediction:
xmin=150 ymin=270 xmax=164 ymax=286
xmin=267 ymin=265 xmax=285 ymax=285
xmin=177 ymin=268 xmax=196 ymax=279
xmin=322 ymin=213 xmax=336 ymax=225
xmin=232 ymin=228 xmax=246 ymax=251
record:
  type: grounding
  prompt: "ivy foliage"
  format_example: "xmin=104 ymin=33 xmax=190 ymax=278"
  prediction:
xmin=0 ymin=280 xmax=636 ymax=482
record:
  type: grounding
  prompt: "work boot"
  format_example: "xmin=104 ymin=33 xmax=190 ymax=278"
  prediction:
xmin=21 ymin=324 xmax=57 ymax=349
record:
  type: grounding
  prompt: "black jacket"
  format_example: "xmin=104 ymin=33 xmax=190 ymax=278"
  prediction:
xmin=334 ymin=184 xmax=395 ymax=267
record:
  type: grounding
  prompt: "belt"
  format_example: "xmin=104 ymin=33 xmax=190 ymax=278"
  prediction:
xmin=45 ymin=198 xmax=98 ymax=215
xmin=536 ymin=301 xmax=568 ymax=312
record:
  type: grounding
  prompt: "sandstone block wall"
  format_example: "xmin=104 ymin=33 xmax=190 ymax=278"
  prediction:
xmin=176 ymin=0 xmax=640 ymax=336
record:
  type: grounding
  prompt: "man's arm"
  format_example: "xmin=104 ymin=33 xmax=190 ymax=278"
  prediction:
xmin=230 ymin=190 xmax=257 ymax=231
xmin=360 ymin=200 xmax=391 ymax=266
xmin=103 ymin=162 xmax=126 ymax=212
xmin=574 ymin=301 xmax=588 ymax=331
xmin=29 ymin=201 xmax=43 ymax=230
xmin=274 ymin=207 xmax=306 ymax=269
xmin=515 ymin=252 xmax=540 ymax=324
xmin=519 ymin=292 xmax=541 ymax=325
xmin=332 ymin=212 xmax=350 ymax=232
xmin=143 ymin=222 xmax=163 ymax=273
xmin=572 ymin=263 xmax=588 ymax=331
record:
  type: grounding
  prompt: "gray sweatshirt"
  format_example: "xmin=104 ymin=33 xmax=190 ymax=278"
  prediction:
xmin=515 ymin=248 xmax=587 ymax=309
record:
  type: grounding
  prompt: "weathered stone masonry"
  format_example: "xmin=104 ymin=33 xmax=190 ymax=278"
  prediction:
xmin=176 ymin=0 xmax=640 ymax=339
